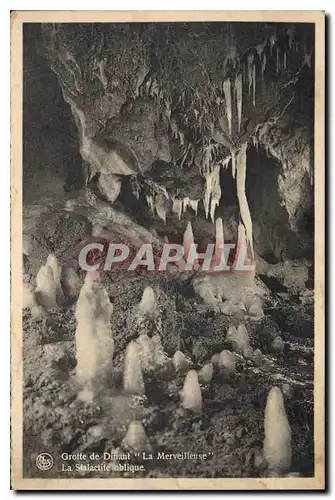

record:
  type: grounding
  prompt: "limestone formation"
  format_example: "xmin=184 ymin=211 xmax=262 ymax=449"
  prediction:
xmin=35 ymin=264 xmax=58 ymax=310
xmin=198 ymin=363 xmax=213 ymax=385
xmin=172 ymin=351 xmax=189 ymax=372
xmin=181 ymin=370 xmax=202 ymax=413
xmin=75 ymin=271 xmax=114 ymax=387
xmin=218 ymin=350 xmax=236 ymax=374
xmin=263 ymin=386 xmax=292 ymax=476
xmin=123 ymin=341 xmax=145 ymax=395
xmin=138 ymin=286 xmax=156 ymax=316
xmin=122 ymin=421 xmax=150 ymax=452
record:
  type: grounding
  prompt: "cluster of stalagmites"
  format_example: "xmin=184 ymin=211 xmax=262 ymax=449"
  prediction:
xmin=23 ymin=253 xmax=81 ymax=317
xmin=28 ymin=258 xmax=293 ymax=474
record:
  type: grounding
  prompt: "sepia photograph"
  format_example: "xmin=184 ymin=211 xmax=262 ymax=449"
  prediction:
xmin=11 ymin=11 xmax=325 ymax=490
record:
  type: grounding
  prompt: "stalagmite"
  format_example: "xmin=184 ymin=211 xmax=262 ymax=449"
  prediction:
xmin=181 ymin=370 xmax=202 ymax=413
xmin=218 ymin=350 xmax=236 ymax=374
xmin=189 ymin=199 xmax=199 ymax=215
xmin=284 ymin=51 xmax=287 ymax=70
xmin=122 ymin=421 xmax=150 ymax=452
xmin=75 ymin=271 xmax=114 ymax=386
xmin=138 ymin=286 xmax=156 ymax=316
xmin=172 ymin=350 xmax=189 ymax=371
xmin=236 ymin=144 xmax=254 ymax=258
xmin=235 ymin=73 xmax=243 ymax=133
xmin=183 ymin=221 xmax=194 ymax=259
xmin=123 ymin=341 xmax=145 ymax=395
xmin=223 ymin=79 xmax=232 ymax=136
xmin=46 ymin=253 xmax=64 ymax=304
xmin=263 ymin=387 xmax=292 ymax=475
xmin=198 ymin=363 xmax=213 ymax=385
xmin=35 ymin=264 xmax=58 ymax=310
xmin=225 ymin=324 xmax=250 ymax=356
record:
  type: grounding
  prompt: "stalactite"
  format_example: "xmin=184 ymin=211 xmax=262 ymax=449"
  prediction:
xmin=235 ymin=73 xmax=243 ymax=133
xmin=231 ymin=150 xmax=236 ymax=179
xmin=261 ymin=53 xmax=267 ymax=81
xmin=276 ymin=47 xmax=280 ymax=73
xmin=236 ymin=144 xmax=254 ymax=258
xmin=223 ymin=79 xmax=232 ymax=136
xmin=247 ymin=53 xmax=254 ymax=95
xmin=183 ymin=221 xmax=194 ymax=258
xmin=189 ymin=199 xmax=199 ymax=215
xmin=252 ymin=63 xmax=256 ymax=106
xmin=284 ymin=51 xmax=287 ymax=70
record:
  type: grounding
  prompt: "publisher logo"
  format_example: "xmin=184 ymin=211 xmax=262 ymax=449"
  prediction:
xmin=36 ymin=453 xmax=54 ymax=471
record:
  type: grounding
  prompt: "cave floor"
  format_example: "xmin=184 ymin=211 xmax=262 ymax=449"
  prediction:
xmin=22 ymin=271 xmax=314 ymax=479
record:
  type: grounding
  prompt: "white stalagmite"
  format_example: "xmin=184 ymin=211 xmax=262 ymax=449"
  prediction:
xmin=183 ymin=221 xmax=194 ymax=258
xmin=189 ymin=199 xmax=199 ymax=215
xmin=235 ymin=73 xmax=243 ymax=133
xmin=122 ymin=421 xmax=150 ymax=452
xmin=236 ymin=144 xmax=254 ymax=258
xmin=263 ymin=387 xmax=292 ymax=475
xmin=198 ymin=363 xmax=213 ymax=385
xmin=75 ymin=271 xmax=114 ymax=386
xmin=138 ymin=286 xmax=156 ymax=316
xmin=123 ymin=341 xmax=145 ymax=395
xmin=181 ymin=370 xmax=202 ymax=413
xmin=172 ymin=350 xmax=189 ymax=371
xmin=218 ymin=350 xmax=236 ymax=374
xmin=223 ymin=79 xmax=232 ymax=136
xmin=46 ymin=253 xmax=64 ymax=304
xmin=35 ymin=264 xmax=58 ymax=310
xmin=226 ymin=324 xmax=250 ymax=356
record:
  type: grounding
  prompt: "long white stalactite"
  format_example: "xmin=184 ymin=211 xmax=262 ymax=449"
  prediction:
xmin=235 ymin=73 xmax=243 ymax=134
xmin=236 ymin=143 xmax=254 ymax=259
xmin=223 ymin=79 xmax=232 ymax=136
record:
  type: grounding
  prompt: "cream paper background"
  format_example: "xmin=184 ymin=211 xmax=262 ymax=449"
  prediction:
xmin=10 ymin=10 xmax=325 ymax=490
